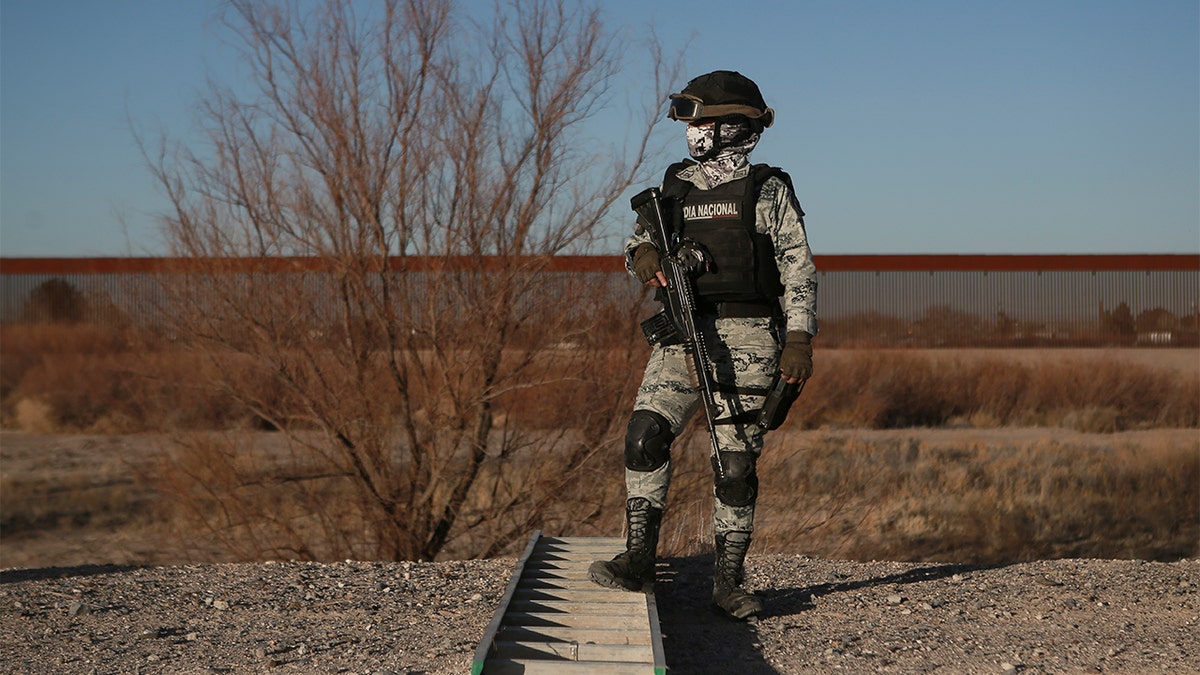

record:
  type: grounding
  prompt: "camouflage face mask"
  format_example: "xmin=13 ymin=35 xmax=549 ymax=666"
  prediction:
xmin=686 ymin=120 xmax=759 ymax=187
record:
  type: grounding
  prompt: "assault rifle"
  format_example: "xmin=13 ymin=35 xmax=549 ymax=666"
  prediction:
xmin=632 ymin=187 xmax=805 ymax=439
xmin=630 ymin=187 xmax=729 ymax=477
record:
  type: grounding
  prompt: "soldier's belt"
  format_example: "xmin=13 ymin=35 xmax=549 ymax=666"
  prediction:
xmin=695 ymin=300 xmax=779 ymax=318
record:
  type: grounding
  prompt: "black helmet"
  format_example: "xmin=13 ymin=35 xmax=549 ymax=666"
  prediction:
xmin=668 ymin=70 xmax=775 ymax=130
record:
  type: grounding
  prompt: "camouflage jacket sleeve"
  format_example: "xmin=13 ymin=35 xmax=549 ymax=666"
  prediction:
xmin=757 ymin=176 xmax=819 ymax=336
xmin=623 ymin=219 xmax=655 ymax=278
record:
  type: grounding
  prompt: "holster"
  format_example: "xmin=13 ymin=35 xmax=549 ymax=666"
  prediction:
xmin=755 ymin=373 xmax=804 ymax=431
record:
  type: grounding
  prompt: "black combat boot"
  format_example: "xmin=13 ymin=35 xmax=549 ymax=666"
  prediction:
xmin=712 ymin=530 xmax=763 ymax=620
xmin=588 ymin=497 xmax=663 ymax=591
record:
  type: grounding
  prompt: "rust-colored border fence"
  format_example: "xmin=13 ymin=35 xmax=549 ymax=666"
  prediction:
xmin=2 ymin=254 xmax=1197 ymax=347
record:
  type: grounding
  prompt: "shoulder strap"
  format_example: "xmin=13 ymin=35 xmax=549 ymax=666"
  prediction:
xmin=661 ymin=160 xmax=695 ymax=200
xmin=751 ymin=163 xmax=789 ymax=186
xmin=748 ymin=162 xmax=806 ymax=216
xmin=658 ymin=160 xmax=695 ymax=243
xmin=751 ymin=164 xmax=804 ymax=218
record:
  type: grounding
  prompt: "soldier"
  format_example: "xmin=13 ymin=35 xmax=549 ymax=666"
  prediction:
xmin=588 ymin=70 xmax=818 ymax=621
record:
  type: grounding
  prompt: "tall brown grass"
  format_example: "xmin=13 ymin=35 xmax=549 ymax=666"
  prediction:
xmin=0 ymin=324 xmax=283 ymax=432
xmin=3 ymin=324 xmax=1195 ymax=434
xmin=797 ymin=350 xmax=1199 ymax=431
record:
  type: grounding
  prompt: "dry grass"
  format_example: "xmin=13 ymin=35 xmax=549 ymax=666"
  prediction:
xmin=0 ymin=435 xmax=160 ymax=543
xmin=3 ymin=324 xmax=1196 ymax=435
xmin=796 ymin=349 xmax=1199 ymax=431
xmin=0 ymin=324 xmax=269 ymax=432
xmin=0 ymin=324 xmax=645 ymax=434
xmin=2 ymin=428 xmax=1195 ymax=567
xmin=754 ymin=431 xmax=1199 ymax=563
xmin=622 ymin=428 xmax=1198 ymax=565
xmin=1 ymin=323 xmax=1197 ymax=567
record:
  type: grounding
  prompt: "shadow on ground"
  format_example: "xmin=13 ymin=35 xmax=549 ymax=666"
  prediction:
xmin=654 ymin=556 xmax=1014 ymax=673
xmin=758 ymin=560 xmax=1013 ymax=619
xmin=0 ymin=563 xmax=143 ymax=584
xmin=655 ymin=555 xmax=779 ymax=674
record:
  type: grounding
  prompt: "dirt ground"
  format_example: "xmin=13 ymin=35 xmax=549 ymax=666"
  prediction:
xmin=1 ymin=543 xmax=1196 ymax=673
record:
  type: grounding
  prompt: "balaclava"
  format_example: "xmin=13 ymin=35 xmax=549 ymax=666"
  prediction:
xmin=686 ymin=120 xmax=760 ymax=188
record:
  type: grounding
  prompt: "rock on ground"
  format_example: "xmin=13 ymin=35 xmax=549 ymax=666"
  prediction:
xmin=1 ymin=555 xmax=1196 ymax=674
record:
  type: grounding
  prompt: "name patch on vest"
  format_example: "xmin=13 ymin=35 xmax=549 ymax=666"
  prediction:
xmin=682 ymin=201 xmax=740 ymax=220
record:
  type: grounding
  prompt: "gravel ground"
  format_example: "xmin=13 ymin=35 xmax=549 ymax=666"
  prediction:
xmin=2 ymin=553 xmax=1196 ymax=674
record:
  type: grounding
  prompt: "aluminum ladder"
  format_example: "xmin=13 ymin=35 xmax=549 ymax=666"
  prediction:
xmin=472 ymin=531 xmax=668 ymax=674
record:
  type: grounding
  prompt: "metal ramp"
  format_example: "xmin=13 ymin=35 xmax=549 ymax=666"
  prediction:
xmin=472 ymin=531 xmax=668 ymax=674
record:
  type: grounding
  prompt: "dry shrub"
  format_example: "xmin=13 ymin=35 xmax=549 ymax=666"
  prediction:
xmin=754 ymin=433 xmax=1199 ymax=564
xmin=155 ymin=432 xmax=372 ymax=562
xmin=1 ymin=322 xmax=130 ymax=430
xmin=131 ymin=0 xmax=682 ymax=561
xmin=11 ymin=352 xmax=130 ymax=431
xmin=797 ymin=351 xmax=964 ymax=428
xmin=153 ymin=427 xmax=626 ymax=562
xmin=5 ymin=346 xmax=274 ymax=432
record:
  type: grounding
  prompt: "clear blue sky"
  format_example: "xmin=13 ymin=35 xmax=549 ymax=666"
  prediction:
xmin=2 ymin=0 xmax=1197 ymax=257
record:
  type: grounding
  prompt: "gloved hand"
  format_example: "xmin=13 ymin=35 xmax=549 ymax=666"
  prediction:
xmin=675 ymin=238 xmax=711 ymax=277
xmin=632 ymin=243 xmax=662 ymax=284
xmin=779 ymin=331 xmax=813 ymax=382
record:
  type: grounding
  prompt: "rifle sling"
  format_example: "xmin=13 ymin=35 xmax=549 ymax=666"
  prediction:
xmin=712 ymin=411 xmax=762 ymax=426
xmin=706 ymin=381 xmax=771 ymax=426
xmin=713 ymin=383 xmax=771 ymax=397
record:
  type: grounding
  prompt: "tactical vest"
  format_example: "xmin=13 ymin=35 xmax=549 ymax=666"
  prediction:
xmin=661 ymin=161 xmax=798 ymax=305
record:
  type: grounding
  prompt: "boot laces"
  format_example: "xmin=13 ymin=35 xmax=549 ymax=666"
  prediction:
xmin=716 ymin=532 xmax=751 ymax=586
xmin=626 ymin=497 xmax=655 ymax=548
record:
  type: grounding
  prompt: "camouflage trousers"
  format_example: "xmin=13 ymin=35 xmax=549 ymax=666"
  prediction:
xmin=625 ymin=316 xmax=780 ymax=535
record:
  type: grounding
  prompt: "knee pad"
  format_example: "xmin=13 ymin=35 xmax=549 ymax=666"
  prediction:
xmin=712 ymin=452 xmax=758 ymax=507
xmin=625 ymin=410 xmax=674 ymax=472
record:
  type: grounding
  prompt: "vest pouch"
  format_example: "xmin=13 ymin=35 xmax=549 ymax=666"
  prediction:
xmin=752 ymin=232 xmax=784 ymax=298
xmin=664 ymin=162 xmax=791 ymax=304
xmin=688 ymin=221 xmax=760 ymax=301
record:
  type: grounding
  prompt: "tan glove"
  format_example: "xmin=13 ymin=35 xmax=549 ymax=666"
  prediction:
xmin=631 ymin=243 xmax=661 ymax=284
xmin=779 ymin=331 xmax=813 ymax=381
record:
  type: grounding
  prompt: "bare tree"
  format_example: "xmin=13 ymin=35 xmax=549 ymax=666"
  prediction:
xmin=145 ymin=0 xmax=677 ymax=561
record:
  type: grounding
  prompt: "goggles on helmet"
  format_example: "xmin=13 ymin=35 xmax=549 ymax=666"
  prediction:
xmin=667 ymin=94 xmax=774 ymax=127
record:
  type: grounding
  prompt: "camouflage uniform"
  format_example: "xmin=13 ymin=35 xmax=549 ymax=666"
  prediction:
xmin=590 ymin=70 xmax=816 ymax=621
xmin=622 ymin=162 xmax=818 ymax=535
